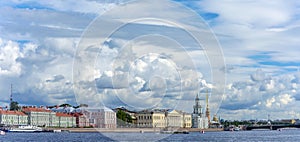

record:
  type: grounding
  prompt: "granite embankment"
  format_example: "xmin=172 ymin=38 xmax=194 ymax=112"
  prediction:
xmin=46 ymin=128 xmax=223 ymax=133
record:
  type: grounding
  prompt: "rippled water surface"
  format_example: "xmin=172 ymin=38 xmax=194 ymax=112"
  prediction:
xmin=1 ymin=129 xmax=300 ymax=141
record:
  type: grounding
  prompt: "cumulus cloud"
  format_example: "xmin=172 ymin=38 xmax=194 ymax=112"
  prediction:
xmin=0 ymin=37 xmax=77 ymax=106
xmin=0 ymin=38 xmax=23 ymax=76
xmin=1 ymin=0 xmax=300 ymax=120
xmin=91 ymin=38 xmax=211 ymax=110
xmin=220 ymin=69 xmax=300 ymax=119
xmin=195 ymin=0 xmax=300 ymax=79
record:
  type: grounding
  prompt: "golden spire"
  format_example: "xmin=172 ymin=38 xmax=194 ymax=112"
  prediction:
xmin=206 ymin=90 xmax=209 ymax=108
xmin=205 ymin=90 xmax=210 ymax=124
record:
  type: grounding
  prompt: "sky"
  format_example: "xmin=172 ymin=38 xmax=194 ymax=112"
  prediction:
xmin=0 ymin=0 xmax=300 ymax=120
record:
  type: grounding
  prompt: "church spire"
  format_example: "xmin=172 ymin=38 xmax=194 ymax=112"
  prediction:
xmin=205 ymin=90 xmax=211 ymax=124
xmin=195 ymin=93 xmax=200 ymax=104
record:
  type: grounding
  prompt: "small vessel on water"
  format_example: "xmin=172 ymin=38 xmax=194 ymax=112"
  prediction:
xmin=53 ymin=129 xmax=62 ymax=133
xmin=234 ymin=127 xmax=240 ymax=131
xmin=0 ymin=130 xmax=5 ymax=135
xmin=6 ymin=125 xmax=43 ymax=132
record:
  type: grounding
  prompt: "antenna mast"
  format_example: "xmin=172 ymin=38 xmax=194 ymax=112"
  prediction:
xmin=10 ymin=84 xmax=13 ymax=103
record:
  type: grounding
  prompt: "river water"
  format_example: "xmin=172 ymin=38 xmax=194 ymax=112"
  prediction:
xmin=1 ymin=129 xmax=299 ymax=141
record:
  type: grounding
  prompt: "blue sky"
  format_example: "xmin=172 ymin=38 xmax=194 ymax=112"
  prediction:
xmin=0 ymin=0 xmax=300 ymax=120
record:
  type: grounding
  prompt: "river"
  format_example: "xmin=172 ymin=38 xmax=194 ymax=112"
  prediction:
xmin=1 ymin=129 xmax=299 ymax=141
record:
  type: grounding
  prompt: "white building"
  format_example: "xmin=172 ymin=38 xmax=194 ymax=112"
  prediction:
xmin=56 ymin=112 xmax=76 ymax=127
xmin=166 ymin=110 xmax=183 ymax=128
xmin=0 ymin=110 xmax=28 ymax=125
xmin=80 ymin=107 xmax=116 ymax=128
xmin=22 ymin=107 xmax=57 ymax=127
xmin=192 ymin=94 xmax=209 ymax=129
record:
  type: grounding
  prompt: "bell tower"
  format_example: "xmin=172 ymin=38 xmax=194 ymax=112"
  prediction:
xmin=193 ymin=93 xmax=202 ymax=117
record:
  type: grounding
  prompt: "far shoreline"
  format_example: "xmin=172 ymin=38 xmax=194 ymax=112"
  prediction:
xmin=45 ymin=127 xmax=224 ymax=133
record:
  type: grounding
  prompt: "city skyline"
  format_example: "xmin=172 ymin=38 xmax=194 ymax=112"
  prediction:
xmin=0 ymin=0 xmax=300 ymax=120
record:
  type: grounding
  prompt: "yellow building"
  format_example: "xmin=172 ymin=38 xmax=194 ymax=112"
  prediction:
xmin=183 ymin=113 xmax=192 ymax=128
xmin=136 ymin=109 xmax=192 ymax=128
xmin=281 ymin=119 xmax=296 ymax=124
xmin=136 ymin=110 xmax=166 ymax=128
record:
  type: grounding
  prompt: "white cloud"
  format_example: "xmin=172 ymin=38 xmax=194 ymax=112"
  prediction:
xmin=278 ymin=93 xmax=293 ymax=105
xmin=0 ymin=37 xmax=78 ymax=106
xmin=0 ymin=38 xmax=23 ymax=76
xmin=195 ymin=0 xmax=300 ymax=81
xmin=219 ymin=68 xmax=300 ymax=119
xmin=199 ymin=0 xmax=295 ymax=26
xmin=266 ymin=97 xmax=275 ymax=108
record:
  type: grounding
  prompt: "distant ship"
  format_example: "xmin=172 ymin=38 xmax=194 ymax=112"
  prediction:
xmin=6 ymin=125 xmax=43 ymax=132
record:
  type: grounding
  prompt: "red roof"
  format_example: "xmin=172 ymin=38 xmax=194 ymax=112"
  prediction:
xmin=0 ymin=110 xmax=27 ymax=116
xmin=22 ymin=107 xmax=51 ymax=112
xmin=56 ymin=112 xmax=73 ymax=117
xmin=72 ymin=112 xmax=83 ymax=117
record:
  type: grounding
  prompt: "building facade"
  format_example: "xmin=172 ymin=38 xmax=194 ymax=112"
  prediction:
xmin=81 ymin=107 xmax=117 ymax=128
xmin=166 ymin=110 xmax=183 ymax=128
xmin=0 ymin=106 xmax=115 ymax=128
xmin=136 ymin=109 xmax=192 ymax=128
xmin=183 ymin=112 xmax=192 ymax=128
xmin=192 ymin=93 xmax=209 ymax=129
xmin=73 ymin=113 xmax=90 ymax=128
xmin=0 ymin=110 xmax=28 ymax=125
xmin=136 ymin=110 xmax=166 ymax=128
xmin=56 ymin=112 xmax=76 ymax=127
xmin=22 ymin=107 xmax=57 ymax=127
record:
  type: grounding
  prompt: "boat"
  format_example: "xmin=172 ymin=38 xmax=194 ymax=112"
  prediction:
xmin=160 ymin=129 xmax=189 ymax=134
xmin=0 ymin=130 xmax=5 ymax=135
xmin=173 ymin=130 xmax=189 ymax=134
xmin=160 ymin=127 xmax=174 ymax=134
xmin=7 ymin=125 xmax=43 ymax=132
xmin=53 ymin=129 xmax=62 ymax=133
xmin=234 ymin=127 xmax=240 ymax=131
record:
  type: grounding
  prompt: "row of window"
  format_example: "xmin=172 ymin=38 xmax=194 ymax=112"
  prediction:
xmin=138 ymin=115 xmax=191 ymax=121
xmin=140 ymin=116 xmax=150 ymax=120
xmin=138 ymin=123 xmax=152 ymax=126
xmin=138 ymin=115 xmax=163 ymax=120
xmin=1 ymin=116 xmax=27 ymax=119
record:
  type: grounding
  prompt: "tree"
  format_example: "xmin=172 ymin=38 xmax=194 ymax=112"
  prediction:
xmin=116 ymin=110 xmax=133 ymax=127
xmin=79 ymin=104 xmax=88 ymax=107
xmin=10 ymin=101 xmax=20 ymax=111
xmin=73 ymin=104 xmax=88 ymax=109
xmin=59 ymin=103 xmax=72 ymax=107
